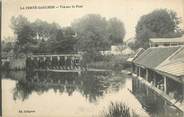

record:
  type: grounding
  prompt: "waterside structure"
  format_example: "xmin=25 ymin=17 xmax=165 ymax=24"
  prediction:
xmin=128 ymin=45 xmax=184 ymax=113
xmin=149 ymin=36 xmax=184 ymax=47
xmin=26 ymin=54 xmax=86 ymax=72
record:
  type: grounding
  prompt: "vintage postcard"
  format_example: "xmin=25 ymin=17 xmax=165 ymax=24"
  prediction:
xmin=1 ymin=0 xmax=184 ymax=117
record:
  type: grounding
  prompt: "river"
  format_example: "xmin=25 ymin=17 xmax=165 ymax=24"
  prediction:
xmin=1 ymin=71 xmax=182 ymax=117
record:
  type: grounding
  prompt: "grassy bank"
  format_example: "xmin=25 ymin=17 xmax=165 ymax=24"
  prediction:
xmin=87 ymin=55 xmax=131 ymax=71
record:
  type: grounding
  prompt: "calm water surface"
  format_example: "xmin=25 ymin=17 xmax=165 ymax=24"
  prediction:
xmin=2 ymin=71 xmax=181 ymax=117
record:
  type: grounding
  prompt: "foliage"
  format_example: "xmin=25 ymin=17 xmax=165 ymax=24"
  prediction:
xmin=87 ymin=55 xmax=130 ymax=71
xmin=107 ymin=18 xmax=126 ymax=45
xmin=72 ymin=14 xmax=110 ymax=52
xmin=72 ymin=14 xmax=125 ymax=51
xmin=127 ymin=41 xmax=137 ymax=51
xmin=135 ymin=9 xmax=182 ymax=49
xmin=31 ymin=19 xmax=60 ymax=41
xmin=10 ymin=14 xmax=125 ymax=59
xmin=9 ymin=16 xmax=59 ymax=55
xmin=15 ymin=25 xmax=37 ymax=54
xmin=36 ymin=40 xmax=48 ymax=53
xmin=104 ymin=102 xmax=131 ymax=117
xmin=11 ymin=16 xmax=37 ymax=55
xmin=11 ymin=15 xmax=78 ymax=55
xmin=1 ymin=41 xmax=14 ymax=53
xmin=48 ymin=27 xmax=77 ymax=53
xmin=72 ymin=14 xmax=125 ymax=62
xmin=11 ymin=15 xmax=30 ymax=34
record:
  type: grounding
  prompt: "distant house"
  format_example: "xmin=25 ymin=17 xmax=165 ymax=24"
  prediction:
xmin=121 ymin=47 xmax=134 ymax=55
xmin=111 ymin=45 xmax=124 ymax=55
xmin=109 ymin=45 xmax=135 ymax=55
xmin=149 ymin=36 xmax=184 ymax=47
xmin=128 ymin=46 xmax=184 ymax=112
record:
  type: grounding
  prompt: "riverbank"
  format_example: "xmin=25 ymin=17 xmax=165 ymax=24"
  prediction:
xmin=2 ymin=54 xmax=131 ymax=72
xmin=87 ymin=55 xmax=131 ymax=71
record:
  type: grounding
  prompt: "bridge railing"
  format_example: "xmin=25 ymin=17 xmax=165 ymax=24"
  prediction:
xmin=26 ymin=54 xmax=87 ymax=71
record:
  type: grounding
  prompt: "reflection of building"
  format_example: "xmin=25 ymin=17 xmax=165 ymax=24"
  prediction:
xmin=149 ymin=37 xmax=184 ymax=47
xmin=132 ymin=78 xmax=183 ymax=117
xmin=128 ymin=46 xmax=184 ymax=113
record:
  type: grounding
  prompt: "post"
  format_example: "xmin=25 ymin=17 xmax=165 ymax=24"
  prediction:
xmin=138 ymin=67 xmax=141 ymax=77
xmin=164 ymin=76 xmax=167 ymax=93
xmin=146 ymin=69 xmax=149 ymax=81
xmin=136 ymin=66 xmax=138 ymax=76
xmin=132 ymin=63 xmax=134 ymax=74
xmin=153 ymin=72 xmax=156 ymax=86
xmin=131 ymin=63 xmax=133 ymax=73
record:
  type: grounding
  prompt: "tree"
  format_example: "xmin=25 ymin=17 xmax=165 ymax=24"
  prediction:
xmin=71 ymin=14 xmax=110 ymax=52
xmin=48 ymin=27 xmax=77 ymax=53
xmin=31 ymin=20 xmax=60 ymax=54
xmin=71 ymin=14 xmax=126 ymax=62
xmin=135 ymin=9 xmax=182 ymax=49
xmin=31 ymin=19 xmax=60 ymax=41
xmin=11 ymin=15 xmax=61 ymax=55
xmin=11 ymin=15 xmax=30 ymax=34
xmin=107 ymin=18 xmax=125 ymax=45
xmin=11 ymin=16 xmax=37 ymax=55
xmin=61 ymin=27 xmax=77 ymax=53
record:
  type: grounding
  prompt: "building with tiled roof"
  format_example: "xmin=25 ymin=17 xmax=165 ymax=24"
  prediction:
xmin=129 ymin=46 xmax=184 ymax=112
xmin=156 ymin=46 xmax=184 ymax=83
xmin=134 ymin=46 xmax=180 ymax=69
xmin=127 ymin=48 xmax=145 ymax=62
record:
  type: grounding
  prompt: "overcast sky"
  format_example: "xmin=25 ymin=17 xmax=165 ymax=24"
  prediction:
xmin=2 ymin=0 xmax=184 ymax=41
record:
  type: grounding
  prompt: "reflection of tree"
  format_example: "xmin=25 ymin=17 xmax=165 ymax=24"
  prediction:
xmin=13 ymin=71 xmax=113 ymax=102
xmin=66 ymin=85 xmax=75 ymax=96
xmin=13 ymin=80 xmax=35 ymax=101
xmin=78 ymin=73 xmax=110 ymax=102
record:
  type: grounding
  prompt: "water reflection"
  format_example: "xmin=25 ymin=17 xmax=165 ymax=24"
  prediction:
xmin=132 ymin=78 xmax=183 ymax=117
xmin=10 ymin=71 xmax=115 ymax=102
xmin=2 ymin=71 xmax=149 ymax=117
xmin=3 ymin=71 xmax=182 ymax=117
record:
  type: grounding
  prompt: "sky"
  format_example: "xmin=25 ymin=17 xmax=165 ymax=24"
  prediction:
xmin=2 ymin=0 xmax=184 ymax=41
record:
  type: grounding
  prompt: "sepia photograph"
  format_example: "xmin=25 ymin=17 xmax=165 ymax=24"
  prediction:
xmin=1 ymin=0 xmax=184 ymax=117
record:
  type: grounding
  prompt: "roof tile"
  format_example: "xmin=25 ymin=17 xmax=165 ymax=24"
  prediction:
xmin=134 ymin=47 xmax=180 ymax=69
